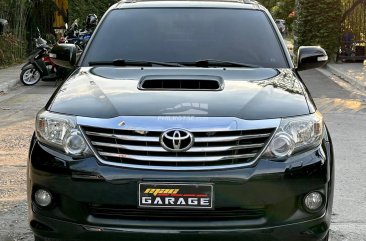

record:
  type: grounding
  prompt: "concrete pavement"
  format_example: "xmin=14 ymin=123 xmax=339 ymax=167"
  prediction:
xmin=326 ymin=63 xmax=366 ymax=92
xmin=0 ymin=64 xmax=22 ymax=94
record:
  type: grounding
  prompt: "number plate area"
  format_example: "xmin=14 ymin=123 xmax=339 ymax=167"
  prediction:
xmin=139 ymin=183 xmax=213 ymax=209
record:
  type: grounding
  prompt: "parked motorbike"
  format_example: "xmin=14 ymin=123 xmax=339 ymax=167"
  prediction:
xmin=20 ymin=28 xmax=67 ymax=86
xmin=58 ymin=15 xmax=97 ymax=50
xmin=60 ymin=19 xmax=80 ymax=44
xmin=76 ymin=14 xmax=97 ymax=49
xmin=336 ymin=40 xmax=366 ymax=62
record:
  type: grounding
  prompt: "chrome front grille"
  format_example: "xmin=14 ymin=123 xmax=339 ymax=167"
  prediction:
xmin=81 ymin=125 xmax=276 ymax=170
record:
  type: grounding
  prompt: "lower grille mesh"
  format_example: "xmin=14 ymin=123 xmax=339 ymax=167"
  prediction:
xmin=88 ymin=205 xmax=266 ymax=221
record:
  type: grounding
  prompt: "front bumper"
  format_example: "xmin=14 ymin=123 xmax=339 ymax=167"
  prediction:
xmin=32 ymin=212 xmax=330 ymax=241
xmin=28 ymin=135 xmax=334 ymax=241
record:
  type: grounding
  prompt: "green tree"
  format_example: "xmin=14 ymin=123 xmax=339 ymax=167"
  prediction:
xmin=270 ymin=0 xmax=296 ymax=32
xmin=69 ymin=0 xmax=114 ymax=26
xmin=295 ymin=0 xmax=342 ymax=59
xmin=258 ymin=0 xmax=278 ymax=9
xmin=31 ymin=0 xmax=58 ymax=35
xmin=258 ymin=0 xmax=296 ymax=32
xmin=270 ymin=0 xmax=295 ymax=20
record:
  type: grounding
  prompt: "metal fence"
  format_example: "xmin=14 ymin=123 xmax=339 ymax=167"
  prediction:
xmin=338 ymin=0 xmax=366 ymax=61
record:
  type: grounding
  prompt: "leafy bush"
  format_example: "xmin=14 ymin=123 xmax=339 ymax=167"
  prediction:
xmin=0 ymin=33 xmax=26 ymax=66
xmin=0 ymin=0 xmax=31 ymax=67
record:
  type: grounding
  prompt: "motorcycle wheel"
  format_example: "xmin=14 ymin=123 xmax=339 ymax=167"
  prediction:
xmin=20 ymin=66 xmax=41 ymax=86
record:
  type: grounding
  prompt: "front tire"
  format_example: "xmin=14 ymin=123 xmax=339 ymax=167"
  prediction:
xmin=34 ymin=235 xmax=61 ymax=241
xmin=20 ymin=66 xmax=41 ymax=86
xmin=34 ymin=236 xmax=43 ymax=241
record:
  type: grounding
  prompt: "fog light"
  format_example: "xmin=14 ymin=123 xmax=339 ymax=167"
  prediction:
xmin=304 ymin=192 xmax=323 ymax=212
xmin=34 ymin=189 xmax=52 ymax=207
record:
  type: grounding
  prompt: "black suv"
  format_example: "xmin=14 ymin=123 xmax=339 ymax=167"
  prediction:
xmin=28 ymin=1 xmax=334 ymax=241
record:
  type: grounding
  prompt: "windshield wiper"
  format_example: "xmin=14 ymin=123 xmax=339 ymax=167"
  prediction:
xmin=89 ymin=59 xmax=184 ymax=67
xmin=191 ymin=59 xmax=260 ymax=68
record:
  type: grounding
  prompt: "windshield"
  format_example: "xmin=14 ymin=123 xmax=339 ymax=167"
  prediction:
xmin=81 ymin=8 xmax=288 ymax=68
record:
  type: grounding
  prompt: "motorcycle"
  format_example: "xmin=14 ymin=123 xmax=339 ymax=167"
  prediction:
xmin=58 ymin=18 xmax=94 ymax=50
xmin=60 ymin=19 xmax=79 ymax=44
xmin=336 ymin=40 xmax=366 ymax=62
xmin=20 ymin=28 xmax=67 ymax=86
xmin=74 ymin=29 xmax=92 ymax=50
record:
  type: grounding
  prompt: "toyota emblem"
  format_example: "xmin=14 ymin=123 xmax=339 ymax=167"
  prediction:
xmin=160 ymin=129 xmax=194 ymax=152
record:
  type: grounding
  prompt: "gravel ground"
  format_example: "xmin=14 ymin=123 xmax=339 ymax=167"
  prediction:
xmin=0 ymin=83 xmax=54 ymax=241
xmin=0 ymin=120 xmax=34 ymax=241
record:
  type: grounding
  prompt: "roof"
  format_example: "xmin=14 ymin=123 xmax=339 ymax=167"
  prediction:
xmin=113 ymin=0 xmax=265 ymax=10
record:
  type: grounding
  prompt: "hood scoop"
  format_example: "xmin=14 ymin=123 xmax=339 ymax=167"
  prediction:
xmin=138 ymin=75 xmax=224 ymax=91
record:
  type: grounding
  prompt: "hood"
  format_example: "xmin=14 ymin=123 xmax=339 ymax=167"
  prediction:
xmin=47 ymin=67 xmax=311 ymax=120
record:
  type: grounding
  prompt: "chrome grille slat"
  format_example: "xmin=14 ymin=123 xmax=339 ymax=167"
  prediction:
xmin=195 ymin=133 xmax=271 ymax=142
xmin=85 ymin=131 xmax=159 ymax=142
xmin=81 ymin=125 xmax=276 ymax=170
xmin=98 ymin=152 xmax=257 ymax=162
xmin=91 ymin=141 xmax=264 ymax=153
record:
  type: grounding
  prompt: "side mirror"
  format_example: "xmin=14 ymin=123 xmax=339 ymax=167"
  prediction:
xmin=0 ymin=19 xmax=8 ymax=36
xmin=49 ymin=44 xmax=77 ymax=69
xmin=297 ymin=46 xmax=328 ymax=71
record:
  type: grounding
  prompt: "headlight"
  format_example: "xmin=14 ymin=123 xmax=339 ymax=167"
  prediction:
xmin=262 ymin=111 xmax=323 ymax=159
xmin=36 ymin=109 xmax=92 ymax=157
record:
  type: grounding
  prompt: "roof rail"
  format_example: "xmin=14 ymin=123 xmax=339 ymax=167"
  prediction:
xmin=118 ymin=0 xmax=259 ymax=4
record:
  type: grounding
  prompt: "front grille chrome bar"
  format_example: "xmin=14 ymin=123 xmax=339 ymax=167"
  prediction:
xmin=91 ymin=141 xmax=264 ymax=153
xmin=195 ymin=133 xmax=271 ymax=142
xmin=86 ymin=131 xmax=271 ymax=143
xmin=86 ymin=131 xmax=159 ymax=142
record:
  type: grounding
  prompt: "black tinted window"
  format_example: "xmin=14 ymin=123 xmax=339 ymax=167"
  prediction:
xmin=82 ymin=8 xmax=288 ymax=68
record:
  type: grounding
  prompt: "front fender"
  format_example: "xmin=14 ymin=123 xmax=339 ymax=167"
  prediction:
xmin=21 ymin=63 xmax=34 ymax=71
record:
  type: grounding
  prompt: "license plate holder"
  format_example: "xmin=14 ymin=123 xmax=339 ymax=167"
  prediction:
xmin=138 ymin=183 xmax=214 ymax=209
